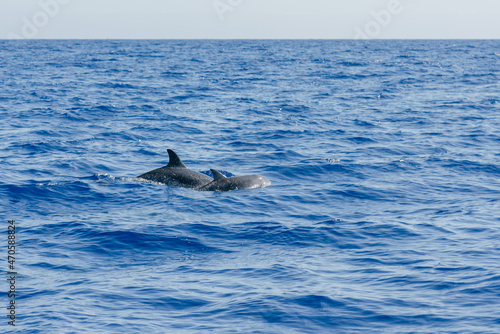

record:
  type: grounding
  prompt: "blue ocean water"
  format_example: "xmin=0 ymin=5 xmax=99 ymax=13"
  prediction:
xmin=1 ymin=39 xmax=500 ymax=333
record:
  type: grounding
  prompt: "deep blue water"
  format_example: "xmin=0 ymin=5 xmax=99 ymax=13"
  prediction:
xmin=1 ymin=40 xmax=500 ymax=333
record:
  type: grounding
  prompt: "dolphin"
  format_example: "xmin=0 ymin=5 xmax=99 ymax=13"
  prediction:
xmin=138 ymin=149 xmax=213 ymax=189
xmin=196 ymin=169 xmax=271 ymax=192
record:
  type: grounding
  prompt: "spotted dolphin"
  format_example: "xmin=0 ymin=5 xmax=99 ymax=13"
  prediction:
xmin=138 ymin=149 xmax=213 ymax=189
xmin=196 ymin=169 xmax=271 ymax=192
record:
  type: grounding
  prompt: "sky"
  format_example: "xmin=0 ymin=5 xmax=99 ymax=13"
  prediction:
xmin=2 ymin=0 xmax=499 ymax=39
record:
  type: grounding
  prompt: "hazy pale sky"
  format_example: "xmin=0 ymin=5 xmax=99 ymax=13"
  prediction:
xmin=2 ymin=0 xmax=499 ymax=39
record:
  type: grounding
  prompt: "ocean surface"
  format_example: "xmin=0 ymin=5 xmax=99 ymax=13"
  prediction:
xmin=1 ymin=40 xmax=500 ymax=333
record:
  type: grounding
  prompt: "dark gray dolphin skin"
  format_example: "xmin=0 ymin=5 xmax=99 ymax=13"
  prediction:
xmin=138 ymin=149 xmax=213 ymax=189
xmin=197 ymin=169 xmax=271 ymax=192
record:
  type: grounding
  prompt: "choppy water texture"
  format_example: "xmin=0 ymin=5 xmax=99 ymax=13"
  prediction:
xmin=1 ymin=40 xmax=500 ymax=333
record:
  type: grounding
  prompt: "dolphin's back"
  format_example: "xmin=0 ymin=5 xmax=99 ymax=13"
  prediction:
xmin=138 ymin=167 xmax=213 ymax=188
xmin=197 ymin=169 xmax=271 ymax=191
xmin=137 ymin=149 xmax=213 ymax=188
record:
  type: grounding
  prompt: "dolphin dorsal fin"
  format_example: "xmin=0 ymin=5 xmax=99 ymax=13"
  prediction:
xmin=210 ymin=169 xmax=226 ymax=181
xmin=167 ymin=149 xmax=187 ymax=168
